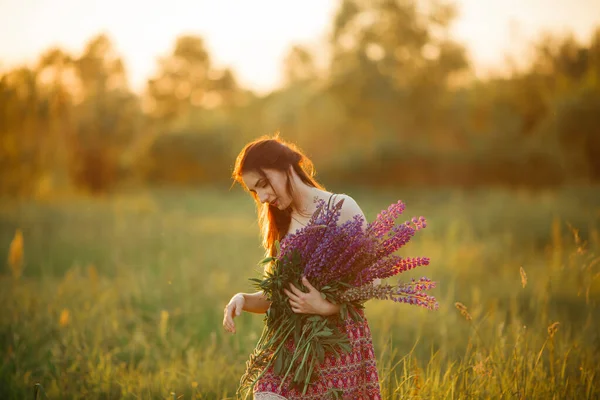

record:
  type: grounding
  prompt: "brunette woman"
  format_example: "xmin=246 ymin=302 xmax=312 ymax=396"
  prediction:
xmin=223 ymin=135 xmax=382 ymax=399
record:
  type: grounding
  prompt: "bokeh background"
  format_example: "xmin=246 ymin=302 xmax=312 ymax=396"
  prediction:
xmin=1 ymin=0 xmax=599 ymax=398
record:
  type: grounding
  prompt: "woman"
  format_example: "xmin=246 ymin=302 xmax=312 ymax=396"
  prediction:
xmin=223 ymin=135 xmax=382 ymax=399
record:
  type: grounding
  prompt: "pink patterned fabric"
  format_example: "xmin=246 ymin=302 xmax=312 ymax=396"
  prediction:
xmin=253 ymin=308 xmax=382 ymax=400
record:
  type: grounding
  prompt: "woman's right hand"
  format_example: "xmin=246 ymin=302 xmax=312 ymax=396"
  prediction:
xmin=223 ymin=293 xmax=245 ymax=334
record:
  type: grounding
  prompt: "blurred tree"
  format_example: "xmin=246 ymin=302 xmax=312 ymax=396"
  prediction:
xmin=0 ymin=67 xmax=43 ymax=195
xmin=3 ymin=21 xmax=600 ymax=196
xmin=547 ymin=87 xmax=600 ymax=182
xmin=34 ymin=48 xmax=76 ymax=193
xmin=326 ymin=0 xmax=468 ymax=145
xmin=68 ymin=34 xmax=141 ymax=193
xmin=144 ymin=35 xmax=247 ymax=125
xmin=317 ymin=0 xmax=470 ymax=179
xmin=145 ymin=35 xmax=211 ymax=124
xmin=137 ymin=34 xmax=249 ymax=184
xmin=283 ymin=45 xmax=318 ymax=86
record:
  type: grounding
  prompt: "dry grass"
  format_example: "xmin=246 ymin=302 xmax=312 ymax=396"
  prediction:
xmin=0 ymin=186 xmax=599 ymax=399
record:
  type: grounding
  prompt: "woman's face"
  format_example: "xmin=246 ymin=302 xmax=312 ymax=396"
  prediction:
xmin=241 ymin=167 xmax=292 ymax=210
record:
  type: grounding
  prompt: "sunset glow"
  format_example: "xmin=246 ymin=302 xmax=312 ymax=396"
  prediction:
xmin=1 ymin=0 xmax=599 ymax=93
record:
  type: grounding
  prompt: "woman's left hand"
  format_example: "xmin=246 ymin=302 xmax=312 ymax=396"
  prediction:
xmin=283 ymin=276 xmax=338 ymax=316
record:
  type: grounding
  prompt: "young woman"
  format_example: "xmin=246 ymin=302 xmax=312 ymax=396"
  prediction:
xmin=223 ymin=135 xmax=382 ymax=399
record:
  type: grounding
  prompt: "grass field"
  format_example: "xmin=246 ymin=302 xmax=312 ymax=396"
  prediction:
xmin=1 ymin=186 xmax=599 ymax=399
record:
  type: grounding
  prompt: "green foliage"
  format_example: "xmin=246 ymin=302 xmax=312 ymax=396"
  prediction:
xmin=1 ymin=3 xmax=600 ymax=195
xmin=239 ymin=247 xmax=356 ymax=398
xmin=0 ymin=188 xmax=599 ymax=398
xmin=138 ymin=127 xmax=236 ymax=185
xmin=550 ymin=86 xmax=600 ymax=181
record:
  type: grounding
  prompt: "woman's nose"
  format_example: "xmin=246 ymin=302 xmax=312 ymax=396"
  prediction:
xmin=258 ymin=193 xmax=269 ymax=203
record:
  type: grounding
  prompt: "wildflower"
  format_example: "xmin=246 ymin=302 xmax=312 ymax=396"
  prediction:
xmin=88 ymin=264 xmax=99 ymax=289
xmin=473 ymin=356 xmax=493 ymax=377
xmin=455 ymin=302 xmax=472 ymax=321
xmin=8 ymin=229 xmax=24 ymax=279
xmin=519 ymin=267 xmax=527 ymax=288
xmin=547 ymin=322 xmax=560 ymax=338
xmin=240 ymin=198 xmax=436 ymax=396
xmin=160 ymin=310 xmax=169 ymax=340
xmin=59 ymin=309 xmax=70 ymax=327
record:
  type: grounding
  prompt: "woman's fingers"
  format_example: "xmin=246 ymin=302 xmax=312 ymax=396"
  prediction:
xmin=223 ymin=309 xmax=232 ymax=331
xmin=301 ymin=276 xmax=316 ymax=292
xmin=289 ymin=299 xmax=305 ymax=314
xmin=283 ymin=288 xmax=301 ymax=302
xmin=288 ymin=283 xmax=305 ymax=297
xmin=223 ymin=294 xmax=245 ymax=334
xmin=223 ymin=305 xmax=236 ymax=333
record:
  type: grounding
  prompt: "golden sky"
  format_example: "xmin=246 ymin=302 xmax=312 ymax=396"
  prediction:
xmin=1 ymin=0 xmax=599 ymax=94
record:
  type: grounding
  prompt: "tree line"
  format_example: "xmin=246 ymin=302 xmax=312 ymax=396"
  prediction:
xmin=1 ymin=0 xmax=599 ymax=196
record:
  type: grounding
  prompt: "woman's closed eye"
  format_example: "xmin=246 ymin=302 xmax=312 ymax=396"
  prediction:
xmin=249 ymin=180 xmax=268 ymax=194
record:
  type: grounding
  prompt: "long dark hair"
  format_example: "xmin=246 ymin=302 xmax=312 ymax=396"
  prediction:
xmin=232 ymin=133 xmax=325 ymax=257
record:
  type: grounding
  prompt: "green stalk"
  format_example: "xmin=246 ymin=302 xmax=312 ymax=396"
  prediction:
xmin=278 ymin=322 xmax=311 ymax=390
xmin=294 ymin=342 xmax=312 ymax=382
xmin=287 ymin=321 xmax=331 ymax=393
xmin=241 ymin=320 xmax=296 ymax=400
xmin=303 ymin=357 xmax=316 ymax=396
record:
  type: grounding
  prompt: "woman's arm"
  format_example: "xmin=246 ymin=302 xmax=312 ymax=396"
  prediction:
xmin=223 ymin=291 xmax=271 ymax=334
xmin=241 ymin=291 xmax=271 ymax=314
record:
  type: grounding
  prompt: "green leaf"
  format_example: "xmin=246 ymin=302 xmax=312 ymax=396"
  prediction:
xmin=316 ymin=343 xmax=325 ymax=364
xmin=294 ymin=366 xmax=305 ymax=386
xmin=294 ymin=342 xmax=312 ymax=384
xmin=259 ymin=256 xmax=275 ymax=265
xmin=339 ymin=342 xmax=352 ymax=353
xmin=340 ymin=303 xmax=348 ymax=320
xmin=294 ymin=318 xmax=302 ymax=343
xmin=274 ymin=353 xmax=283 ymax=375
xmin=303 ymin=358 xmax=316 ymax=395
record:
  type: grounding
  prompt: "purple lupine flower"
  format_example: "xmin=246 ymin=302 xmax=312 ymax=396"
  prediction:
xmin=365 ymin=200 xmax=406 ymax=239
xmin=294 ymin=198 xmax=344 ymax=266
xmin=338 ymin=278 xmax=439 ymax=310
xmin=277 ymin=197 xmax=436 ymax=310
xmin=244 ymin=198 xmax=437 ymax=397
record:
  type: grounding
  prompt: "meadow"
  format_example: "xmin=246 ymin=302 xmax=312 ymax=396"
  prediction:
xmin=1 ymin=185 xmax=599 ymax=399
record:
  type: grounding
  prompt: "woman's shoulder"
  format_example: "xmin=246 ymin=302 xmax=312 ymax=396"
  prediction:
xmin=329 ymin=193 xmax=366 ymax=224
xmin=329 ymin=192 xmax=359 ymax=208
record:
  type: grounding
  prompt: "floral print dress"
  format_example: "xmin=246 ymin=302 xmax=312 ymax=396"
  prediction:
xmin=253 ymin=193 xmax=382 ymax=400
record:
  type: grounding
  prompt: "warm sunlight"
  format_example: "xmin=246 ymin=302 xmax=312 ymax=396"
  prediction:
xmin=2 ymin=1 xmax=599 ymax=399
xmin=1 ymin=0 xmax=598 ymax=93
xmin=452 ymin=0 xmax=600 ymax=75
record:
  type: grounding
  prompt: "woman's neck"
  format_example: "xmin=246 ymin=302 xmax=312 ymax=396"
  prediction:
xmin=291 ymin=186 xmax=326 ymax=219
xmin=287 ymin=168 xmax=329 ymax=219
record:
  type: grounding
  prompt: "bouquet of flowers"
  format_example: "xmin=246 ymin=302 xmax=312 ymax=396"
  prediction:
xmin=238 ymin=197 xmax=438 ymax=398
